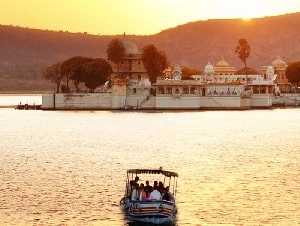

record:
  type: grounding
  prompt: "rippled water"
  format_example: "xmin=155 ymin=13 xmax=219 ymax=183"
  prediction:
xmin=0 ymin=96 xmax=299 ymax=225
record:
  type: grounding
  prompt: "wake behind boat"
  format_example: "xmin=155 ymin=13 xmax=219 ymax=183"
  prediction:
xmin=120 ymin=167 xmax=178 ymax=225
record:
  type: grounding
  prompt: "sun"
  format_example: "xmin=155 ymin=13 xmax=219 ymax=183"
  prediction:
xmin=218 ymin=0 xmax=274 ymax=20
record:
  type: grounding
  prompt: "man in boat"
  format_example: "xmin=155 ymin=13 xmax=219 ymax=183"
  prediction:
xmin=131 ymin=183 xmax=140 ymax=201
xmin=149 ymin=184 xmax=161 ymax=200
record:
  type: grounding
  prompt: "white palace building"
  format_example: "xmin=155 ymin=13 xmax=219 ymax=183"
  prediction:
xmin=42 ymin=38 xmax=298 ymax=110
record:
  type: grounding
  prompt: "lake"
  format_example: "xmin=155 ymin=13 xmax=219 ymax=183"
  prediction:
xmin=0 ymin=95 xmax=299 ymax=225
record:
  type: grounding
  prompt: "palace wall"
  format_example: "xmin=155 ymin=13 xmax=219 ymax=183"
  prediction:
xmin=42 ymin=93 xmax=112 ymax=110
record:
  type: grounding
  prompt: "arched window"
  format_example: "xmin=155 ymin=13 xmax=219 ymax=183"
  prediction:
xmin=158 ymin=87 xmax=164 ymax=94
xmin=133 ymin=88 xmax=137 ymax=94
xmin=183 ymin=87 xmax=189 ymax=94
xmin=191 ymin=87 xmax=197 ymax=94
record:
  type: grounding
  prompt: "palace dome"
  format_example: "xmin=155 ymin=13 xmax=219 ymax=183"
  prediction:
xmin=204 ymin=62 xmax=214 ymax=74
xmin=215 ymin=57 xmax=230 ymax=67
xmin=121 ymin=38 xmax=139 ymax=55
xmin=271 ymin=55 xmax=286 ymax=67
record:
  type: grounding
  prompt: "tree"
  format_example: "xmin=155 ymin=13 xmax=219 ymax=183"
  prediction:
xmin=141 ymin=44 xmax=168 ymax=84
xmin=181 ymin=67 xmax=203 ymax=80
xmin=43 ymin=62 xmax=62 ymax=93
xmin=83 ymin=58 xmax=112 ymax=92
xmin=236 ymin=67 xmax=258 ymax=75
xmin=106 ymin=38 xmax=126 ymax=76
xmin=286 ymin=61 xmax=300 ymax=84
xmin=61 ymin=56 xmax=92 ymax=92
xmin=235 ymin=38 xmax=251 ymax=71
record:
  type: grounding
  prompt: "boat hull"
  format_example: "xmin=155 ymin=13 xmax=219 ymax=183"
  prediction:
xmin=122 ymin=199 xmax=177 ymax=224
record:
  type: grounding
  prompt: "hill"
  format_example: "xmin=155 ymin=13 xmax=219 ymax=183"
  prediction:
xmin=1 ymin=13 xmax=300 ymax=92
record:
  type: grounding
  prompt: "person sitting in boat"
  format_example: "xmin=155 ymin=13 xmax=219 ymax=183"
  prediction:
xmin=131 ymin=183 xmax=140 ymax=201
xmin=146 ymin=186 xmax=153 ymax=199
xmin=149 ymin=185 xmax=161 ymax=200
xmin=126 ymin=180 xmax=134 ymax=197
xmin=162 ymin=186 xmax=174 ymax=202
xmin=161 ymin=187 xmax=170 ymax=201
xmin=144 ymin=180 xmax=152 ymax=198
xmin=128 ymin=176 xmax=139 ymax=196
xmin=130 ymin=176 xmax=139 ymax=187
xmin=139 ymin=183 xmax=147 ymax=200
xmin=158 ymin=181 xmax=165 ymax=192
xmin=153 ymin=180 xmax=158 ymax=189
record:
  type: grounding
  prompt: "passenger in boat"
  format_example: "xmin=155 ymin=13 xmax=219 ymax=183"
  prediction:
xmin=161 ymin=189 xmax=170 ymax=201
xmin=146 ymin=186 xmax=152 ymax=199
xmin=144 ymin=180 xmax=152 ymax=197
xmin=162 ymin=186 xmax=173 ymax=202
xmin=139 ymin=183 xmax=147 ymax=200
xmin=126 ymin=180 xmax=134 ymax=197
xmin=131 ymin=183 xmax=140 ymax=201
xmin=158 ymin=181 xmax=164 ymax=192
xmin=153 ymin=181 xmax=158 ymax=189
xmin=149 ymin=185 xmax=161 ymax=200
xmin=129 ymin=176 xmax=140 ymax=193
xmin=132 ymin=176 xmax=139 ymax=186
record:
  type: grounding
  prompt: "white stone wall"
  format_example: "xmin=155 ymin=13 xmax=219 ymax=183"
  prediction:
xmin=201 ymin=96 xmax=241 ymax=109
xmin=250 ymin=94 xmax=273 ymax=108
xmin=42 ymin=93 xmax=112 ymax=110
xmin=156 ymin=96 xmax=201 ymax=109
xmin=42 ymin=92 xmax=275 ymax=110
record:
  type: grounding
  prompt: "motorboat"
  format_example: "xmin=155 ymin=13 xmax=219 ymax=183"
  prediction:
xmin=120 ymin=167 xmax=178 ymax=225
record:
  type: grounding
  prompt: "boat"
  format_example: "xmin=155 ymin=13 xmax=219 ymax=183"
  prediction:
xmin=15 ymin=103 xmax=42 ymax=110
xmin=120 ymin=167 xmax=178 ymax=225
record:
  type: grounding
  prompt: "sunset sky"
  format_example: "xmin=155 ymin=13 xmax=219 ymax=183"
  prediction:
xmin=1 ymin=0 xmax=300 ymax=35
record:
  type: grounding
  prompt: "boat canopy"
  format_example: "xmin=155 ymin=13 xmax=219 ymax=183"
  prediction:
xmin=127 ymin=168 xmax=178 ymax=177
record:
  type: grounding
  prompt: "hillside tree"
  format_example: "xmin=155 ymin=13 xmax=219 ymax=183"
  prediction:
xmin=236 ymin=67 xmax=257 ymax=75
xmin=106 ymin=38 xmax=126 ymax=76
xmin=83 ymin=58 xmax=112 ymax=92
xmin=141 ymin=44 xmax=168 ymax=84
xmin=181 ymin=67 xmax=203 ymax=80
xmin=235 ymin=38 xmax=251 ymax=74
xmin=60 ymin=56 xmax=93 ymax=92
xmin=286 ymin=61 xmax=300 ymax=84
xmin=43 ymin=62 xmax=62 ymax=93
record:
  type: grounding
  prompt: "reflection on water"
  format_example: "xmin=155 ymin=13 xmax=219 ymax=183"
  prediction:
xmin=0 ymin=105 xmax=299 ymax=225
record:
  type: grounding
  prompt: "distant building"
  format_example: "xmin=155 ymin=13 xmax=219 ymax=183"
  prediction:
xmin=107 ymin=37 xmax=151 ymax=107
xmin=262 ymin=55 xmax=290 ymax=93
xmin=43 ymin=38 xmax=277 ymax=110
xmin=214 ymin=56 xmax=236 ymax=75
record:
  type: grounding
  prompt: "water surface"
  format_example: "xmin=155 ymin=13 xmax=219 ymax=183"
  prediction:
xmin=0 ymin=100 xmax=299 ymax=225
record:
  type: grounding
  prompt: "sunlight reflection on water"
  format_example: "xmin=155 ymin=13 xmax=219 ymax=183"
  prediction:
xmin=0 ymin=107 xmax=299 ymax=225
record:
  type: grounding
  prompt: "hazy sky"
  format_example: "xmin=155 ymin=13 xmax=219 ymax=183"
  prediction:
xmin=1 ymin=0 xmax=300 ymax=35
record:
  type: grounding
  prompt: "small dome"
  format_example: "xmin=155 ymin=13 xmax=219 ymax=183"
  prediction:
xmin=271 ymin=55 xmax=286 ymax=67
xmin=204 ymin=62 xmax=214 ymax=74
xmin=215 ymin=56 xmax=230 ymax=67
xmin=121 ymin=38 xmax=139 ymax=55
